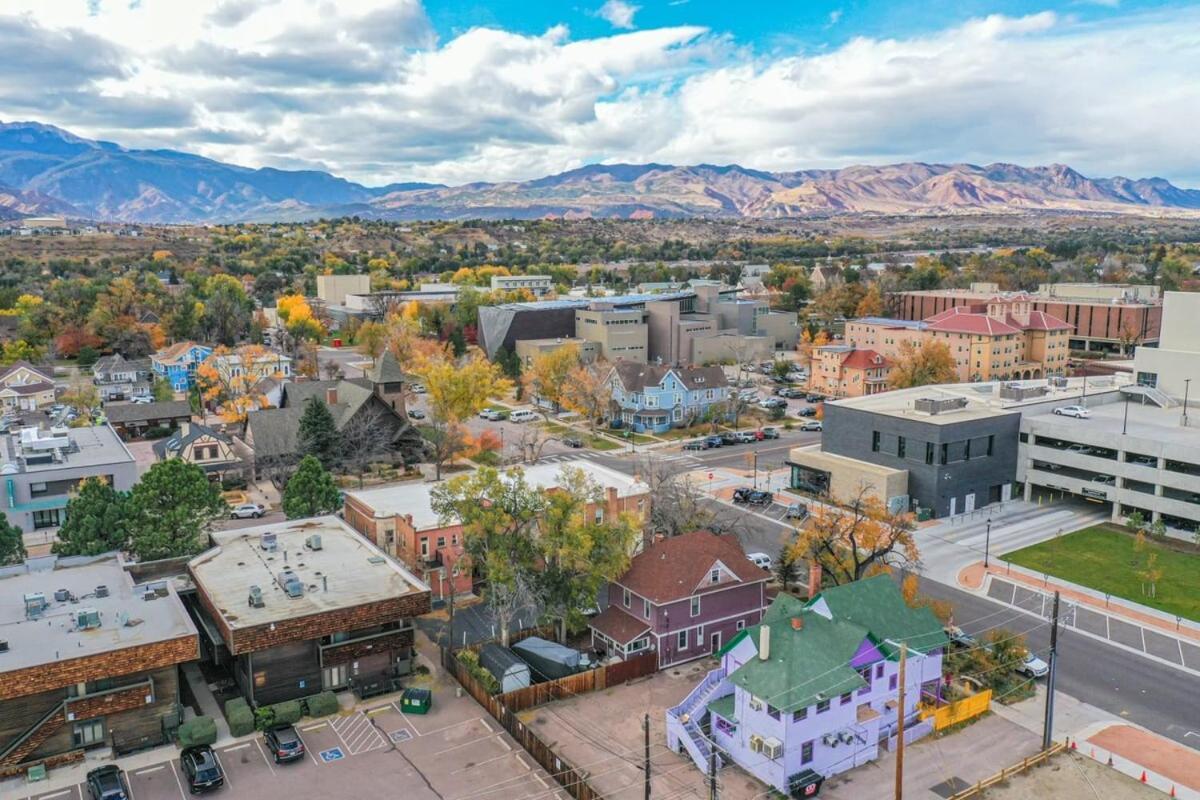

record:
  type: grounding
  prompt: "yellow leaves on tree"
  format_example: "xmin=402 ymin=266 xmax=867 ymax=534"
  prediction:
xmin=415 ymin=350 xmax=512 ymax=424
xmin=521 ymin=344 xmax=580 ymax=411
xmin=888 ymin=339 xmax=958 ymax=389
xmin=195 ymin=344 xmax=285 ymax=426
xmin=855 ymin=284 xmax=885 ymax=318
xmin=276 ymin=294 xmax=325 ymax=341
xmin=560 ymin=361 xmax=611 ymax=433
xmin=151 ymin=250 xmax=174 ymax=262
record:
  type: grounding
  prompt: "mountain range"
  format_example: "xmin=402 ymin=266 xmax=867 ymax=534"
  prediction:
xmin=3 ymin=120 xmax=1200 ymax=224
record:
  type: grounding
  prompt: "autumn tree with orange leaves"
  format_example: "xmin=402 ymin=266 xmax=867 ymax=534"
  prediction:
xmin=195 ymin=344 xmax=287 ymax=429
xmin=784 ymin=486 xmax=919 ymax=587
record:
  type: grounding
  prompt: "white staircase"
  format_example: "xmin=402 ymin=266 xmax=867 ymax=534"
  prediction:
xmin=665 ymin=667 xmax=728 ymax=772
xmin=1122 ymin=385 xmax=1178 ymax=408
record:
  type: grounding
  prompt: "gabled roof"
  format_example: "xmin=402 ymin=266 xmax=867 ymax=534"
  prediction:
xmin=103 ymin=400 xmax=193 ymax=424
xmin=0 ymin=360 xmax=53 ymax=384
xmin=1014 ymin=311 xmax=1072 ymax=331
xmin=923 ymin=307 xmax=1022 ymax=336
xmin=152 ymin=341 xmax=210 ymax=364
xmin=839 ymin=349 xmax=891 ymax=371
xmin=725 ymin=576 xmax=946 ymax=713
xmin=367 ymin=351 xmax=405 ymax=384
xmin=247 ymin=379 xmax=399 ymax=459
xmin=589 ymin=606 xmax=651 ymax=645
xmin=152 ymin=421 xmax=232 ymax=460
xmin=609 ymin=362 xmax=728 ymax=393
xmin=615 ymin=530 xmax=765 ymax=605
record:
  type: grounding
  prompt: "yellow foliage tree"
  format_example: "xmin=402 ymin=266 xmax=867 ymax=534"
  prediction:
xmin=855 ymin=284 xmax=885 ymax=317
xmin=560 ymin=361 xmax=611 ymax=433
xmin=522 ymin=344 xmax=580 ymax=411
xmin=888 ymin=339 xmax=958 ymax=389
xmin=412 ymin=349 xmax=513 ymax=479
xmin=195 ymin=344 xmax=286 ymax=427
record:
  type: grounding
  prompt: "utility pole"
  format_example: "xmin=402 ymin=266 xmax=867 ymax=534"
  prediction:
xmin=894 ymin=641 xmax=907 ymax=800
xmin=983 ymin=518 xmax=992 ymax=569
xmin=644 ymin=713 xmax=651 ymax=800
xmin=708 ymin=746 xmax=718 ymax=800
xmin=1042 ymin=591 xmax=1061 ymax=751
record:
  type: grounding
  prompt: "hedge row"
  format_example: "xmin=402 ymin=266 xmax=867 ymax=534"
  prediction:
xmin=222 ymin=691 xmax=340 ymax=738
xmin=177 ymin=716 xmax=218 ymax=748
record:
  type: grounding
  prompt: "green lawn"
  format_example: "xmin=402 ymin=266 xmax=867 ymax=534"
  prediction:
xmin=540 ymin=422 xmax=621 ymax=451
xmin=1003 ymin=525 xmax=1200 ymax=622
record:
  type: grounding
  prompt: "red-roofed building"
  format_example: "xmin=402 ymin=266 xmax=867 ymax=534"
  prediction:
xmin=810 ymin=345 xmax=893 ymax=398
xmin=589 ymin=530 xmax=768 ymax=669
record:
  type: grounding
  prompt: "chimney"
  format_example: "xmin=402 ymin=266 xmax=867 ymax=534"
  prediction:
xmin=790 ymin=616 xmax=804 ymax=631
xmin=808 ymin=562 xmax=822 ymax=597
xmin=326 ymin=386 xmax=338 ymax=405
xmin=606 ymin=486 xmax=619 ymax=521
xmin=178 ymin=420 xmax=189 ymax=437
xmin=758 ymin=624 xmax=770 ymax=661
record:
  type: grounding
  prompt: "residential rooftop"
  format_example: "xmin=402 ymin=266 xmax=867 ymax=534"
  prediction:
xmin=0 ymin=555 xmax=197 ymax=673
xmin=852 ymin=317 xmax=928 ymax=330
xmin=0 ymin=423 xmax=134 ymax=473
xmin=346 ymin=461 xmax=650 ymax=530
xmin=188 ymin=516 xmax=429 ymax=630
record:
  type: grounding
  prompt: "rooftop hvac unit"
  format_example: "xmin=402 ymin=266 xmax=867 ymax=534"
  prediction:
xmin=75 ymin=608 xmax=101 ymax=630
xmin=23 ymin=592 xmax=47 ymax=618
xmin=762 ymin=738 xmax=783 ymax=760
xmin=94 ymin=585 xmax=109 ymax=598
xmin=54 ymin=588 xmax=70 ymax=602
xmin=278 ymin=570 xmax=304 ymax=598
xmin=260 ymin=532 xmax=278 ymax=552
xmin=305 ymin=534 xmax=323 ymax=551
xmin=248 ymin=585 xmax=265 ymax=608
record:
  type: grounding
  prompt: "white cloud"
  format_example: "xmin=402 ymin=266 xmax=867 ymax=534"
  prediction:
xmin=827 ymin=9 xmax=842 ymax=26
xmin=597 ymin=0 xmax=639 ymax=30
xmin=0 ymin=3 xmax=1198 ymax=186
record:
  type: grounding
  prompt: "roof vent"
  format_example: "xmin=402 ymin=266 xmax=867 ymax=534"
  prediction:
xmin=75 ymin=608 xmax=101 ymax=630
xmin=23 ymin=592 xmax=47 ymax=619
xmin=260 ymin=532 xmax=278 ymax=552
xmin=248 ymin=585 xmax=265 ymax=608
xmin=54 ymin=588 xmax=70 ymax=602
xmin=278 ymin=570 xmax=304 ymax=598
xmin=0 ymin=639 xmax=8 ymax=653
xmin=94 ymin=585 xmax=109 ymax=598
xmin=305 ymin=534 xmax=323 ymax=551
xmin=790 ymin=617 xmax=804 ymax=631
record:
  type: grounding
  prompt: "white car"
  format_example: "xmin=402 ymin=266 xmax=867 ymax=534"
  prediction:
xmin=1016 ymin=652 xmax=1049 ymax=678
xmin=799 ymin=420 xmax=823 ymax=432
xmin=746 ymin=552 xmax=773 ymax=570
xmin=130 ymin=396 xmax=154 ymax=404
xmin=410 ymin=384 xmax=427 ymax=394
xmin=230 ymin=503 xmax=267 ymax=520
xmin=1053 ymin=405 xmax=1090 ymax=418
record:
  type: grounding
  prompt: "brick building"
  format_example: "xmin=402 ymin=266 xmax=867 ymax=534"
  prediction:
xmin=0 ymin=555 xmax=198 ymax=769
xmin=810 ymin=346 xmax=893 ymax=398
xmin=188 ymin=516 xmax=431 ymax=705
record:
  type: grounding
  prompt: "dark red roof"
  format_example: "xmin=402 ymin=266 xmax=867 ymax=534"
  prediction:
xmin=589 ymin=606 xmax=651 ymax=645
xmin=617 ymin=530 xmax=766 ymax=604
xmin=924 ymin=307 xmax=1021 ymax=335
xmin=840 ymin=349 xmax=891 ymax=371
xmin=1014 ymin=311 xmax=1072 ymax=331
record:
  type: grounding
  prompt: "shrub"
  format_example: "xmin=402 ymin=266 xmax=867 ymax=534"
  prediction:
xmin=253 ymin=706 xmax=275 ymax=731
xmin=456 ymin=649 xmax=500 ymax=694
xmin=269 ymin=699 xmax=303 ymax=726
xmin=143 ymin=425 xmax=174 ymax=440
xmin=221 ymin=476 xmax=248 ymax=491
xmin=177 ymin=716 xmax=218 ymax=748
xmin=303 ymin=691 xmax=339 ymax=718
xmin=225 ymin=698 xmax=255 ymax=737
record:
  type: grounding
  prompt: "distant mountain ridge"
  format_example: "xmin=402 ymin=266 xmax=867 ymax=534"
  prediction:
xmin=2 ymin=120 xmax=1199 ymax=223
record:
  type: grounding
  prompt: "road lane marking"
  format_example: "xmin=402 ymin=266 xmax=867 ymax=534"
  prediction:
xmin=134 ymin=765 xmax=165 ymax=776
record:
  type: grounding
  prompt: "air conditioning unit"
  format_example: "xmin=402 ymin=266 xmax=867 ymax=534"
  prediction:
xmin=248 ymin=585 xmax=265 ymax=608
xmin=749 ymin=734 xmax=764 ymax=753
xmin=305 ymin=534 xmax=323 ymax=551
xmin=748 ymin=696 xmax=764 ymax=712
xmin=838 ymin=731 xmax=854 ymax=745
xmin=94 ymin=585 xmax=109 ymax=598
xmin=762 ymin=737 xmax=783 ymax=760
xmin=822 ymin=733 xmax=838 ymax=747
xmin=75 ymin=608 xmax=101 ymax=630
xmin=260 ymin=532 xmax=278 ymax=552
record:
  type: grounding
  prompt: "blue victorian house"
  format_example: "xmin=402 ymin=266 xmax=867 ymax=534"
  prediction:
xmin=606 ymin=361 xmax=730 ymax=433
xmin=150 ymin=341 xmax=214 ymax=391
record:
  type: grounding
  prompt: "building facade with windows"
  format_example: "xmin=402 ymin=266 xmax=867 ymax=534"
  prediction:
xmin=810 ymin=346 xmax=893 ymax=399
xmin=588 ymin=531 xmax=768 ymax=669
xmin=150 ymin=342 xmax=214 ymax=391
xmin=0 ymin=361 xmax=56 ymax=412
xmin=92 ymin=355 xmax=153 ymax=402
xmin=606 ymin=362 xmax=730 ymax=433
xmin=490 ymin=274 xmax=553 ymax=296
xmin=0 ymin=555 xmax=198 ymax=769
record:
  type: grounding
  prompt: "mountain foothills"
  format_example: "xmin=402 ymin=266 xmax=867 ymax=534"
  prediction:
xmin=3 ymin=121 xmax=1200 ymax=224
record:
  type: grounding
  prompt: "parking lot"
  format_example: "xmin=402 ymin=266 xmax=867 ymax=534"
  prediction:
xmin=18 ymin=683 xmax=564 ymax=800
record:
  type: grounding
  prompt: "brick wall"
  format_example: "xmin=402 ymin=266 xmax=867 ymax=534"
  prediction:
xmin=0 ymin=635 xmax=198 ymax=701
xmin=320 ymin=628 xmax=414 ymax=667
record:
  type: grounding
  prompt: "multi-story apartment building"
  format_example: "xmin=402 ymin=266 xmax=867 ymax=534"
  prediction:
xmin=810 ymin=346 xmax=893 ymax=398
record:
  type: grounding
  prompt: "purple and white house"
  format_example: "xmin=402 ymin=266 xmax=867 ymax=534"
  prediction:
xmin=666 ymin=575 xmax=947 ymax=793
xmin=588 ymin=530 xmax=769 ymax=669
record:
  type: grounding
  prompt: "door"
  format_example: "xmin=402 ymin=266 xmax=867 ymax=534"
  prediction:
xmin=964 ymin=493 xmax=975 ymax=513
xmin=949 ymin=496 xmax=957 ymax=516
xmin=322 ymin=663 xmax=349 ymax=689
xmin=710 ymin=631 xmax=721 ymax=655
xmin=1001 ymin=483 xmax=1012 ymax=502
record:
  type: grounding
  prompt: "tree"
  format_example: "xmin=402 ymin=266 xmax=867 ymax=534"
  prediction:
xmin=1157 ymin=257 xmax=1193 ymax=292
xmin=522 ymin=344 xmax=580 ymax=412
xmin=126 ymin=460 xmax=227 ymax=561
xmin=633 ymin=453 xmax=742 ymax=542
xmin=855 ymin=284 xmax=885 ymax=317
xmin=201 ymin=274 xmax=252 ymax=346
xmin=560 ymin=361 xmax=611 ymax=434
xmin=413 ymin=349 xmax=512 ymax=479
xmin=283 ymin=455 xmax=342 ymax=519
xmin=52 ymin=478 xmax=130 ymax=556
xmin=0 ymin=339 xmax=45 ymax=366
xmin=786 ymin=487 xmax=919 ymax=586
xmin=430 ymin=467 xmax=544 ymax=646
xmin=196 ymin=344 xmax=286 ymax=428
xmin=888 ymin=339 xmax=958 ymax=389
xmin=1139 ymin=551 xmax=1163 ymax=598
xmin=60 ymin=373 xmax=100 ymax=415
xmin=773 ymin=541 xmax=800 ymax=592
xmin=536 ymin=466 xmax=638 ymax=642
xmin=420 ymin=421 xmax=475 ymax=480
xmin=152 ymin=377 xmax=176 ymax=402
xmin=772 ymin=359 xmax=793 ymax=380
xmin=337 ymin=404 xmax=398 ymax=487
xmin=0 ymin=516 xmax=25 ymax=566
xmin=297 ymin=397 xmax=338 ymax=468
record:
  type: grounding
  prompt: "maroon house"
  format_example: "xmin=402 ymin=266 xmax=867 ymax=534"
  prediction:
xmin=588 ymin=530 xmax=769 ymax=669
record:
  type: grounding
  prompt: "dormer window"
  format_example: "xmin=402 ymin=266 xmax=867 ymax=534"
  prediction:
xmin=709 ymin=568 xmax=720 ymax=584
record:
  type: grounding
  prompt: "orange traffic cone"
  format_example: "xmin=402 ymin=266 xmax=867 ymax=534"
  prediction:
xmin=1140 ymin=771 xmax=1148 ymax=783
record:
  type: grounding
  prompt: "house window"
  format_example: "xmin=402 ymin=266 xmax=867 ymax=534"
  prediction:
xmin=767 ymin=705 xmax=780 ymax=720
xmin=709 ymin=568 xmax=720 ymax=584
xmin=897 ymin=436 xmax=906 ymax=459
xmin=623 ymin=588 xmax=631 ymax=608
xmin=627 ymin=638 xmax=647 ymax=653
xmin=792 ymin=707 xmax=808 ymax=722
xmin=816 ymin=700 xmax=830 ymax=714
xmin=801 ymin=740 xmax=814 ymax=766
xmin=889 ymin=675 xmax=898 ymax=690
xmin=73 ymin=719 xmax=105 ymax=747
xmin=875 ymin=663 xmax=884 ymax=680
xmin=32 ymin=509 xmax=61 ymax=530
xmin=436 ymin=536 xmax=446 ymax=548
xmin=677 ymin=630 xmax=688 ymax=649
xmin=736 ymin=620 xmax=745 ymax=631
xmin=840 ymin=692 xmax=852 ymax=705
xmin=643 ymin=599 xmax=651 ymax=619
xmin=871 ymin=431 xmax=880 ymax=452
xmin=420 ymin=539 xmax=429 ymax=557
xmin=690 ymin=596 xmax=701 ymax=617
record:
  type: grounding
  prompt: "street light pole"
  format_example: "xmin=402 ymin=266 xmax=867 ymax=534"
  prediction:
xmin=984 ymin=518 xmax=992 ymax=569
xmin=1183 ymin=379 xmax=1191 ymax=428
xmin=752 ymin=451 xmax=759 ymax=491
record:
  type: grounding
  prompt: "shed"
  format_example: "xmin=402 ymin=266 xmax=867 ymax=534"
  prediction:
xmin=512 ymin=636 xmax=591 ymax=681
xmin=479 ymin=644 xmax=531 ymax=694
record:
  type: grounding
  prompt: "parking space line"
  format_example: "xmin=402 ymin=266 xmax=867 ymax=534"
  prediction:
xmin=302 ymin=722 xmax=329 ymax=732
xmin=440 ymin=731 xmax=505 ymax=754
xmin=480 ymin=718 xmax=494 ymax=734
xmin=39 ymin=790 xmax=72 ymax=799
xmin=134 ymin=765 xmax=165 ymax=776
xmin=224 ymin=742 xmax=250 ymax=751
xmin=171 ymin=761 xmax=188 ymax=799
xmin=213 ymin=751 xmax=232 ymax=788
xmin=126 ymin=777 xmax=138 ymax=800
xmin=415 ymin=716 xmax=481 ymax=737
xmin=253 ymin=740 xmax=277 ymax=775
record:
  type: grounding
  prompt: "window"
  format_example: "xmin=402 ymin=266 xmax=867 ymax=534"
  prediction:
xmin=627 ymin=637 xmax=648 ymax=653
xmin=792 ymin=707 xmax=808 ymax=722
xmin=73 ymin=719 xmax=105 ymax=747
xmin=897 ymin=436 xmax=906 ymax=459
xmin=875 ymin=663 xmax=884 ymax=679
xmin=871 ymin=431 xmax=881 ymax=452
xmin=436 ymin=536 xmax=446 ymax=548
xmin=767 ymin=705 xmax=781 ymax=720
xmin=690 ymin=596 xmax=701 ymax=617
xmin=623 ymin=588 xmax=631 ymax=608
xmin=889 ymin=675 xmax=898 ymax=690
xmin=643 ymin=599 xmax=651 ymax=619
xmin=816 ymin=700 xmax=830 ymax=714
xmin=677 ymin=630 xmax=688 ymax=649
xmin=736 ymin=620 xmax=745 ymax=631
xmin=420 ymin=539 xmax=429 ymax=558
xmin=840 ymin=692 xmax=852 ymax=705
xmin=925 ymin=442 xmax=935 ymax=465
xmin=32 ymin=509 xmax=61 ymax=530
xmin=801 ymin=740 xmax=814 ymax=766
xmin=709 ymin=568 xmax=721 ymax=584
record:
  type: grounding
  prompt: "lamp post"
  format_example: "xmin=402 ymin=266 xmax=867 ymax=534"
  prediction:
xmin=983 ymin=517 xmax=992 ymax=569
xmin=1184 ymin=379 xmax=1192 ymax=428
xmin=752 ymin=450 xmax=759 ymax=490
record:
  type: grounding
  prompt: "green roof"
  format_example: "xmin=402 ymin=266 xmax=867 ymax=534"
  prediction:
xmin=707 ymin=694 xmax=736 ymax=723
xmin=726 ymin=576 xmax=947 ymax=714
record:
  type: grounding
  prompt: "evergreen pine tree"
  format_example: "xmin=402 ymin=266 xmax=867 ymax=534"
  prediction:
xmin=297 ymin=396 xmax=338 ymax=467
xmin=282 ymin=455 xmax=343 ymax=519
xmin=53 ymin=477 xmax=130 ymax=556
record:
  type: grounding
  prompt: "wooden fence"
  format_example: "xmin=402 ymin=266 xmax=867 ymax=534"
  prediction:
xmin=441 ymin=644 xmax=657 ymax=800
xmin=919 ymin=689 xmax=992 ymax=731
xmin=948 ymin=742 xmax=1066 ymax=799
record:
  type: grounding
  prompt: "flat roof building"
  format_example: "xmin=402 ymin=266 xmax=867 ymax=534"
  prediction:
xmin=0 ymin=554 xmax=198 ymax=767
xmin=188 ymin=516 xmax=431 ymax=705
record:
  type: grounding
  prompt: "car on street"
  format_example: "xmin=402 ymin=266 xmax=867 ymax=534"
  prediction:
xmin=703 ymin=435 xmax=723 ymax=448
xmin=86 ymin=766 xmax=130 ymax=800
xmin=1017 ymin=652 xmax=1050 ymax=678
xmin=479 ymin=408 xmax=508 ymax=421
xmin=785 ymin=502 xmax=808 ymax=519
xmin=408 ymin=408 xmax=426 ymax=419
xmin=1054 ymin=405 xmax=1090 ymax=418
xmin=757 ymin=397 xmax=787 ymax=409
xmin=799 ymin=420 xmax=823 ymax=432
xmin=683 ymin=439 xmax=705 ymax=450
xmin=230 ymin=503 xmax=266 ymax=520
xmin=734 ymin=431 xmax=758 ymax=444
xmin=720 ymin=432 xmax=740 ymax=446
xmin=759 ymin=427 xmax=780 ymax=439
xmin=796 ymin=406 xmax=816 ymax=417
xmin=410 ymin=384 xmax=427 ymax=394
xmin=130 ymin=396 xmax=154 ymax=404
xmin=181 ymin=745 xmax=226 ymax=794
xmin=264 ymin=725 xmax=307 ymax=764
xmin=943 ymin=625 xmax=976 ymax=649
xmin=746 ymin=552 xmax=773 ymax=570
xmin=508 ymin=409 xmax=539 ymax=423
xmin=562 ymin=436 xmax=583 ymax=448
xmin=805 ymin=393 xmax=824 ymax=403
xmin=732 ymin=487 xmax=773 ymax=505
xmin=775 ymin=387 xmax=804 ymax=398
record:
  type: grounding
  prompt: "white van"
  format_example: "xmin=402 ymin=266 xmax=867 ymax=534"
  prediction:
xmin=509 ymin=409 xmax=539 ymax=423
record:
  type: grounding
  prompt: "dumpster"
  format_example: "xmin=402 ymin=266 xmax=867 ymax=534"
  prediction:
xmin=789 ymin=769 xmax=825 ymax=798
xmin=332 ymin=338 xmax=342 ymax=348
xmin=401 ymin=688 xmax=432 ymax=715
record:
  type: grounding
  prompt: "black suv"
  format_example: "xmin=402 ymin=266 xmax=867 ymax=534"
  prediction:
xmin=86 ymin=766 xmax=129 ymax=800
xmin=562 ymin=436 xmax=583 ymax=448
xmin=720 ymin=432 xmax=740 ymax=446
xmin=181 ymin=745 xmax=226 ymax=793
xmin=732 ymin=488 xmax=774 ymax=506
xmin=796 ymin=406 xmax=817 ymax=417
xmin=264 ymin=725 xmax=306 ymax=764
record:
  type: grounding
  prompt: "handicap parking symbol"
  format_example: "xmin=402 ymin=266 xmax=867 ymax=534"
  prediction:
xmin=389 ymin=729 xmax=413 ymax=744
xmin=319 ymin=747 xmax=345 ymax=763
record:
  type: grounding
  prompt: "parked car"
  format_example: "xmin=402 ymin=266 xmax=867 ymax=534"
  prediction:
xmin=720 ymin=432 xmax=740 ymax=445
xmin=1065 ymin=443 xmax=1093 ymax=454
xmin=408 ymin=408 xmax=426 ymax=420
xmin=130 ymin=396 xmax=154 ymax=404
xmin=703 ymin=435 xmax=723 ymax=448
xmin=799 ymin=420 xmax=823 ymax=432
xmin=734 ymin=431 xmax=758 ymax=444
xmin=733 ymin=487 xmax=773 ymax=505
xmin=785 ymin=503 xmax=808 ymax=519
xmin=757 ymin=397 xmax=787 ymax=409
xmin=943 ymin=625 xmax=976 ymax=649
xmin=683 ymin=439 xmax=705 ymax=451
xmin=805 ymin=393 xmax=824 ymax=403
xmin=746 ymin=552 xmax=773 ymax=570
xmin=230 ymin=503 xmax=266 ymax=520
xmin=181 ymin=745 xmax=226 ymax=794
xmin=47 ymin=404 xmax=67 ymax=416
xmin=786 ymin=372 xmax=808 ymax=383
xmin=480 ymin=408 xmax=508 ymax=421
xmin=410 ymin=384 xmax=427 ymax=394
xmin=86 ymin=766 xmax=129 ymax=800
xmin=1054 ymin=405 xmax=1090 ymax=418
xmin=509 ymin=409 xmax=539 ymax=423
xmin=264 ymin=725 xmax=307 ymax=764
xmin=796 ymin=406 xmax=817 ymax=417
xmin=562 ymin=436 xmax=583 ymax=448
xmin=759 ymin=427 xmax=780 ymax=439
xmin=1017 ymin=652 xmax=1050 ymax=678
xmin=1091 ymin=474 xmax=1115 ymax=485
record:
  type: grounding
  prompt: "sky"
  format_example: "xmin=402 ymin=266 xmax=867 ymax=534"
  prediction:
xmin=2 ymin=0 xmax=1198 ymax=187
